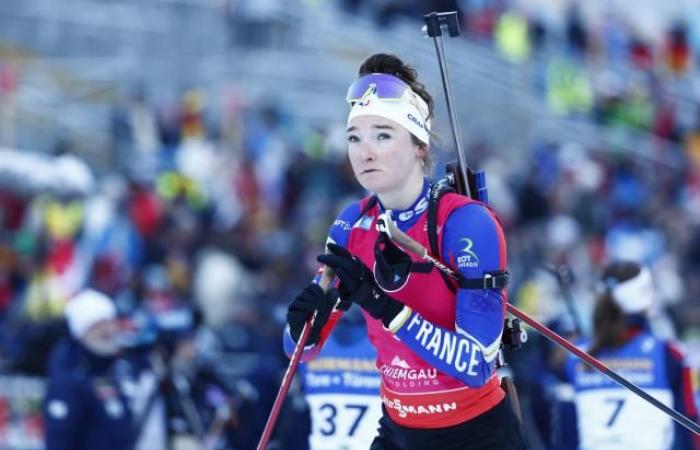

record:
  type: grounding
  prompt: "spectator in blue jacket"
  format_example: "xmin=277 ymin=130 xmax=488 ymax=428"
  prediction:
xmin=43 ymin=289 xmax=133 ymax=450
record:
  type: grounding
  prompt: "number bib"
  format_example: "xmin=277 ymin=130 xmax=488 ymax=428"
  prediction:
xmin=307 ymin=393 xmax=382 ymax=450
xmin=576 ymin=388 xmax=673 ymax=450
xmin=565 ymin=333 xmax=677 ymax=450
xmin=301 ymin=324 xmax=382 ymax=449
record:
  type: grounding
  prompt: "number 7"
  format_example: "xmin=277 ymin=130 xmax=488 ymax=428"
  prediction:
xmin=345 ymin=404 xmax=368 ymax=436
xmin=605 ymin=398 xmax=625 ymax=427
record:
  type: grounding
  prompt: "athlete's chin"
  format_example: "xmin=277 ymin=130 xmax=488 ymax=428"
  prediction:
xmin=357 ymin=174 xmax=390 ymax=193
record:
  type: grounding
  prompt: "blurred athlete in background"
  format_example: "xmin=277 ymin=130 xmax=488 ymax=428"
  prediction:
xmin=564 ymin=261 xmax=700 ymax=450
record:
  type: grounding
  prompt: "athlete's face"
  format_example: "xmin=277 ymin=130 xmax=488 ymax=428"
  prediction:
xmin=347 ymin=115 xmax=424 ymax=204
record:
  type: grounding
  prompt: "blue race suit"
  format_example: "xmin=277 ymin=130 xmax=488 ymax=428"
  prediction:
xmin=43 ymin=338 xmax=133 ymax=450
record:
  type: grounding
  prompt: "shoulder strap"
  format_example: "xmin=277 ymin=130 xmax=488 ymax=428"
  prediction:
xmin=427 ymin=182 xmax=457 ymax=293
xmin=427 ymin=182 xmax=454 ymax=260
xmin=360 ymin=194 xmax=379 ymax=217
xmin=426 ymin=183 xmax=510 ymax=292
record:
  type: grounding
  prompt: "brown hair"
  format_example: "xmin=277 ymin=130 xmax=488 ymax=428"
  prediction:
xmin=589 ymin=261 xmax=642 ymax=356
xmin=358 ymin=53 xmax=436 ymax=172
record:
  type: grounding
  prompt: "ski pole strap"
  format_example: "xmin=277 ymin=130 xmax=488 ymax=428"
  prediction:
xmin=458 ymin=270 xmax=509 ymax=290
xmin=409 ymin=262 xmax=434 ymax=273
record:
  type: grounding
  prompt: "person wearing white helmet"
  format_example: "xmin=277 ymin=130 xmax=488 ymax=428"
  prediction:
xmin=43 ymin=289 xmax=133 ymax=450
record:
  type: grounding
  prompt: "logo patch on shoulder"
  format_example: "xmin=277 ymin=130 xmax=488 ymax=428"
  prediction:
xmin=333 ymin=219 xmax=351 ymax=231
xmin=353 ymin=215 xmax=374 ymax=230
xmin=48 ymin=400 xmax=69 ymax=419
xmin=456 ymin=238 xmax=479 ymax=269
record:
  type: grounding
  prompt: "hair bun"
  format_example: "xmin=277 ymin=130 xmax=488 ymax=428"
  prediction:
xmin=358 ymin=53 xmax=433 ymax=119
xmin=359 ymin=53 xmax=417 ymax=83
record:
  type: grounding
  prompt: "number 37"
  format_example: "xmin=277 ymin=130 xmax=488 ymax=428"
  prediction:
xmin=319 ymin=403 xmax=368 ymax=436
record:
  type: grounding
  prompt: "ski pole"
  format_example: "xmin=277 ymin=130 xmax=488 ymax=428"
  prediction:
xmin=543 ymin=263 xmax=585 ymax=336
xmin=380 ymin=213 xmax=700 ymax=436
xmin=256 ymin=268 xmax=335 ymax=450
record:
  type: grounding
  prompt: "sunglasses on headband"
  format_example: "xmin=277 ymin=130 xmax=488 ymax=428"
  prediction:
xmin=346 ymin=73 xmax=412 ymax=104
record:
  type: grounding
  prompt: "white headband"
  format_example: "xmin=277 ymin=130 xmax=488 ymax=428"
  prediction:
xmin=610 ymin=267 xmax=654 ymax=313
xmin=347 ymin=89 xmax=431 ymax=145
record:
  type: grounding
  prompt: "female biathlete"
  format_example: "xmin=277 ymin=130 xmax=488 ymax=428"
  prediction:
xmin=284 ymin=53 xmax=528 ymax=450
xmin=563 ymin=261 xmax=700 ymax=450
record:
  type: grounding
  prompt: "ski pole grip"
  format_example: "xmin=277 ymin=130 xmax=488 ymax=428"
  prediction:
xmin=318 ymin=265 xmax=335 ymax=292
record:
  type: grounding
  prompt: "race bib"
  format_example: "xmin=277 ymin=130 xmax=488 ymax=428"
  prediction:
xmin=576 ymin=388 xmax=673 ymax=450
xmin=307 ymin=393 xmax=382 ymax=450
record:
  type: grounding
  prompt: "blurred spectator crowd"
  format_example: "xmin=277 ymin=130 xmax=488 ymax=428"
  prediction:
xmin=0 ymin=0 xmax=699 ymax=448
xmin=0 ymin=82 xmax=364 ymax=448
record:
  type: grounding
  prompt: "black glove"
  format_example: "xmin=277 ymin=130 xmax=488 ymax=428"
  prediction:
xmin=317 ymin=243 xmax=404 ymax=328
xmin=287 ymin=283 xmax=336 ymax=345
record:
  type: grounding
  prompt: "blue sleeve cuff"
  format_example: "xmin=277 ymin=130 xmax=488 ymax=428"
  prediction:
xmin=282 ymin=325 xmax=321 ymax=362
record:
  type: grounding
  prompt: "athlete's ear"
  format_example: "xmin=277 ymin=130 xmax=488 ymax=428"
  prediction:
xmin=416 ymin=145 xmax=427 ymax=163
